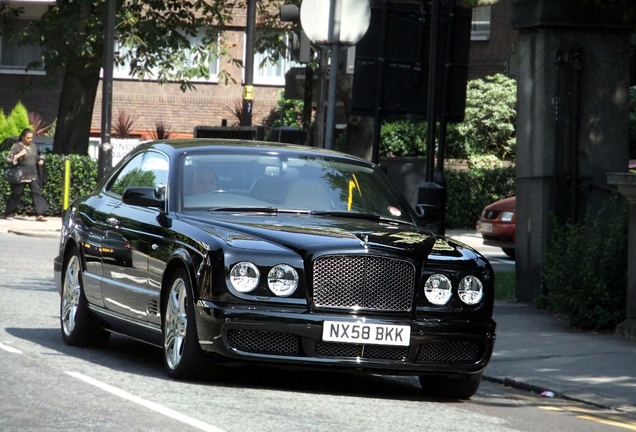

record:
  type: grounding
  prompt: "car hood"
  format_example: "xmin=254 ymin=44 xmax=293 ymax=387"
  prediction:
xmin=485 ymin=196 xmax=516 ymax=212
xmin=178 ymin=213 xmax=481 ymax=263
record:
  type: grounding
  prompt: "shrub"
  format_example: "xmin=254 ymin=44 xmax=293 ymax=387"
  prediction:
xmin=0 ymin=108 xmax=20 ymax=142
xmin=448 ymin=73 xmax=517 ymax=159
xmin=379 ymin=120 xmax=427 ymax=157
xmin=377 ymin=74 xmax=517 ymax=159
xmin=444 ymin=165 xmax=516 ymax=228
xmin=0 ymin=151 xmax=98 ymax=216
xmin=543 ymin=194 xmax=627 ymax=331
xmin=262 ymin=91 xmax=304 ymax=132
xmin=10 ymin=101 xmax=31 ymax=134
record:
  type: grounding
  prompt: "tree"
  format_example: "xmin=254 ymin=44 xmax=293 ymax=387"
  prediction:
xmin=6 ymin=0 xmax=292 ymax=155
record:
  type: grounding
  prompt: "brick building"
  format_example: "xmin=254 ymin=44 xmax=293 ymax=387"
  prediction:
xmin=0 ymin=0 xmax=517 ymax=141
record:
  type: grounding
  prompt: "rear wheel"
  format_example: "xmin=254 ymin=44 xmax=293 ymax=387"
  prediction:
xmin=419 ymin=371 xmax=483 ymax=399
xmin=60 ymin=247 xmax=110 ymax=347
xmin=162 ymin=268 xmax=203 ymax=379
xmin=502 ymin=248 xmax=515 ymax=259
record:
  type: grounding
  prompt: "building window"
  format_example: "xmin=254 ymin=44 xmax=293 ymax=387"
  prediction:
xmin=471 ymin=5 xmax=491 ymax=41
xmin=0 ymin=20 xmax=44 ymax=74
xmin=113 ymin=29 xmax=219 ymax=82
xmin=252 ymin=32 xmax=299 ymax=86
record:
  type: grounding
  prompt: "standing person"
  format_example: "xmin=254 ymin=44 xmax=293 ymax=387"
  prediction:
xmin=3 ymin=128 xmax=49 ymax=221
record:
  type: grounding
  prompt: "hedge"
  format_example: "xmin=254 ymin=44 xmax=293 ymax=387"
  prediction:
xmin=1 ymin=151 xmax=98 ymax=217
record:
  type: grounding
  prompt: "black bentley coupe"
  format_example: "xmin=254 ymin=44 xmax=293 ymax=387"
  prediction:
xmin=54 ymin=139 xmax=496 ymax=399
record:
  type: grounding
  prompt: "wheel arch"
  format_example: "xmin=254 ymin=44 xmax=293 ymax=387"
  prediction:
xmin=160 ymin=248 xmax=199 ymax=323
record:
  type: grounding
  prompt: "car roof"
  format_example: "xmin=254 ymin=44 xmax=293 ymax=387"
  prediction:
xmin=135 ymin=139 xmax=371 ymax=164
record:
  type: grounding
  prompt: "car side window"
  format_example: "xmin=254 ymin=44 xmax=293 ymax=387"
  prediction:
xmin=108 ymin=152 xmax=169 ymax=197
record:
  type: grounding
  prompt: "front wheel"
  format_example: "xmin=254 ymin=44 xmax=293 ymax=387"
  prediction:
xmin=419 ymin=371 xmax=483 ymax=399
xmin=162 ymin=268 xmax=203 ymax=379
xmin=60 ymin=247 xmax=110 ymax=347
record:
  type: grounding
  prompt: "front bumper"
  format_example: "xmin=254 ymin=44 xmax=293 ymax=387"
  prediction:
xmin=194 ymin=302 xmax=496 ymax=376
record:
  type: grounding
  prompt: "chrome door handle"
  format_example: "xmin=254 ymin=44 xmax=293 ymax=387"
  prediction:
xmin=106 ymin=217 xmax=119 ymax=226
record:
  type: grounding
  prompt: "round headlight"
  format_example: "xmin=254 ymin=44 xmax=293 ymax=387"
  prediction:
xmin=424 ymin=274 xmax=452 ymax=305
xmin=458 ymin=275 xmax=484 ymax=305
xmin=267 ymin=264 xmax=299 ymax=297
xmin=230 ymin=262 xmax=260 ymax=293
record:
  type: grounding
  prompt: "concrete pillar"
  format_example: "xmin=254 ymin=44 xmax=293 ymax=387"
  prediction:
xmin=607 ymin=173 xmax=636 ymax=340
xmin=512 ymin=0 xmax=632 ymax=303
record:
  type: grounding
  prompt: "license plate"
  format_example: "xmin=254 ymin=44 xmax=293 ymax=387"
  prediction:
xmin=479 ymin=222 xmax=493 ymax=233
xmin=322 ymin=321 xmax=410 ymax=346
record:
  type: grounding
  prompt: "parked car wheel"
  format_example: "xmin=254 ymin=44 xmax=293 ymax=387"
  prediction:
xmin=60 ymin=248 xmax=110 ymax=347
xmin=163 ymin=268 xmax=203 ymax=379
xmin=419 ymin=371 xmax=483 ymax=399
xmin=502 ymin=248 xmax=516 ymax=259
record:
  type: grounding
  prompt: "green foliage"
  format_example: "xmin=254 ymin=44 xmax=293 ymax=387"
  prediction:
xmin=448 ymin=74 xmax=517 ymax=159
xmin=380 ymin=120 xmax=427 ymax=157
xmin=378 ymin=74 xmax=517 ymax=159
xmin=263 ymin=91 xmax=304 ymax=132
xmin=0 ymin=107 xmax=22 ymax=143
xmin=111 ymin=168 xmax=156 ymax=195
xmin=0 ymin=152 xmax=98 ymax=216
xmin=543 ymin=194 xmax=628 ymax=331
xmin=444 ymin=165 xmax=516 ymax=229
xmin=9 ymin=101 xmax=32 ymax=134
xmin=495 ymin=271 xmax=516 ymax=302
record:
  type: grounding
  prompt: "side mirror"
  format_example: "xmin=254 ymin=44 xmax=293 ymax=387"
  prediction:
xmin=415 ymin=204 xmax=443 ymax=233
xmin=122 ymin=187 xmax=165 ymax=209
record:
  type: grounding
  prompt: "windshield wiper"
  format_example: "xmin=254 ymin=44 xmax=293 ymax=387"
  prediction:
xmin=311 ymin=210 xmax=415 ymax=226
xmin=208 ymin=206 xmax=279 ymax=213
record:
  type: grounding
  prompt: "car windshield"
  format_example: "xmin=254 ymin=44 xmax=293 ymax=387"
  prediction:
xmin=179 ymin=150 xmax=414 ymax=223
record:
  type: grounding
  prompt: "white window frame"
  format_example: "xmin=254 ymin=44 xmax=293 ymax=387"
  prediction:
xmin=112 ymin=29 xmax=219 ymax=83
xmin=250 ymin=32 xmax=300 ymax=86
xmin=471 ymin=5 xmax=491 ymax=41
xmin=0 ymin=19 xmax=45 ymax=75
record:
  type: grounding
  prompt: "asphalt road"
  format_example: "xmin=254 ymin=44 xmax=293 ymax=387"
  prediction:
xmin=1 ymin=235 xmax=629 ymax=432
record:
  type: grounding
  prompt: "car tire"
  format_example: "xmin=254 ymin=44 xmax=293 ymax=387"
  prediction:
xmin=502 ymin=248 xmax=516 ymax=259
xmin=162 ymin=268 xmax=203 ymax=380
xmin=60 ymin=247 xmax=110 ymax=347
xmin=419 ymin=371 xmax=483 ymax=400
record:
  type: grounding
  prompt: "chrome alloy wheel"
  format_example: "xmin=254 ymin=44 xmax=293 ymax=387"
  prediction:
xmin=164 ymin=276 xmax=188 ymax=370
xmin=61 ymin=254 xmax=82 ymax=337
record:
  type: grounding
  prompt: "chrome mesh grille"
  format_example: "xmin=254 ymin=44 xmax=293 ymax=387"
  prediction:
xmin=313 ymin=255 xmax=415 ymax=312
xmin=227 ymin=330 xmax=300 ymax=356
xmin=316 ymin=342 xmax=409 ymax=361
xmin=416 ymin=342 xmax=482 ymax=364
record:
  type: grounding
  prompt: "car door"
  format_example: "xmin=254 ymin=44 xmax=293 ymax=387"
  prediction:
xmin=100 ymin=151 xmax=170 ymax=322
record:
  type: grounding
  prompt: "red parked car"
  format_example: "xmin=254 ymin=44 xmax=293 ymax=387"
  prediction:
xmin=476 ymin=196 xmax=516 ymax=259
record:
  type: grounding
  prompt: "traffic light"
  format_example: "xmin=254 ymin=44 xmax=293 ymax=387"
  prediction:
xmin=280 ymin=4 xmax=311 ymax=64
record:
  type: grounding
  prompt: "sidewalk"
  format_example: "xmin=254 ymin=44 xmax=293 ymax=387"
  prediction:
xmin=1 ymin=218 xmax=635 ymax=411
xmin=0 ymin=214 xmax=62 ymax=238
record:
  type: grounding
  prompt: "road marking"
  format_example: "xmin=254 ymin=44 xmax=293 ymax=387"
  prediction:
xmin=0 ymin=342 xmax=22 ymax=354
xmin=65 ymin=371 xmax=226 ymax=432
xmin=576 ymin=415 xmax=636 ymax=431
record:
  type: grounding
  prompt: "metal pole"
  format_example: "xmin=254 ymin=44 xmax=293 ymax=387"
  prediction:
xmin=425 ymin=0 xmax=440 ymax=183
xmin=243 ymin=0 xmax=256 ymax=126
xmin=315 ymin=50 xmax=328 ymax=148
xmin=99 ymin=0 xmax=115 ymax=180
xmin=324 ymin=0 xmax=338 ymax=149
